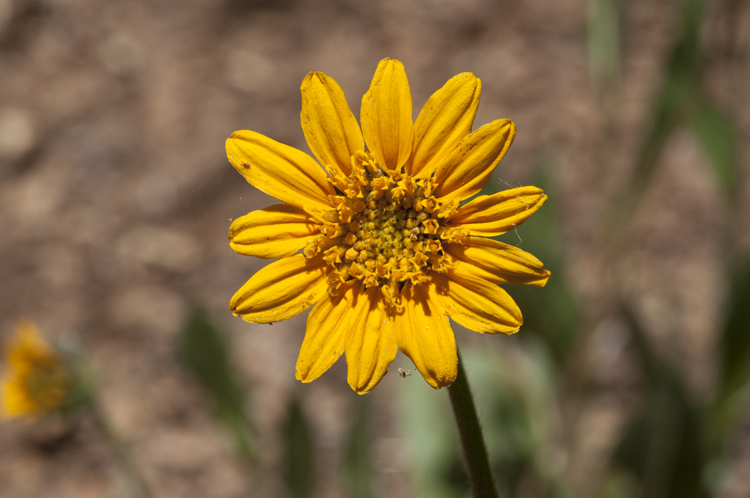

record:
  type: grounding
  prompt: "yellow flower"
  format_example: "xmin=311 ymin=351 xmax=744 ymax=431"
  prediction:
xmin=2 ymin=320 xmax=72 ymax=421
xmin=227 ymin=58 xmax=550 ymax=394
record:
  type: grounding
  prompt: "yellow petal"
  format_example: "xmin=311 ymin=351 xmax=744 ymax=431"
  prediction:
xmin=301 ymin=72 xmax=364 ymax=176
xmin=226 ymin=131 xmax=333 ymax=211
xmin=397 ymin=283 xmax=457 ymax=389
xmin=345 ymin=284 xmax=398 ymax=394
xmin=433 ymin=119 xmax=516 ymax=203
xmin=409 ymin=72 xmax=481 ymax=177
xmin=296 ymin=281 xmax=358 ymax=383
xmin=2 ymin=320 xmax=69 ymax=421
xmin=447 ymin=186 xmax=547 ymax=237
xmin=2 ymin=380 xmax=35 ymax=419
xmin=360 ymin=58 xmax=414 ymax=170
xmin=230 ymin=254 xmax=328 ymax=323
xmin=432 ymin=263 xmax=522 ymax=334
xmin=5 ymin=320 xmax=55 ymax=371
xmin=445 ymin=237 xmax=551 ymax=287
xmin=229 ymin=204 xmax=319 ymax=259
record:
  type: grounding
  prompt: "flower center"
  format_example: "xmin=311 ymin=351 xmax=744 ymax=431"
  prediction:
xmin=25 ymin=358 xmax=71 ymax=412
xmin=304 ymin=151 xmax=466 ymax=308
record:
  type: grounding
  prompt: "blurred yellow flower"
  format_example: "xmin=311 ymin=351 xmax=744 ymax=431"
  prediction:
xmin=226 ymin=58 xmax=549 ymax=394
xmin=2 ymin=320 xmax=72 ymax=421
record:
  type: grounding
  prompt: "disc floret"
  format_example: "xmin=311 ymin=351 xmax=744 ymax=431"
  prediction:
xmin=303 ymin=151 xmax=462 ymax=308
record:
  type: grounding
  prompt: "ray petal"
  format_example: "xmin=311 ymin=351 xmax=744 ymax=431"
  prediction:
xmin=433 ymin=119 xmax=515 ymax=203
xmin=447 ymin=186 xmax=547 ymax=237
xmin=445 ymin=237 xmax=551 ymax=287
xmin=296 ymin=281 xmax=358 ymax=383
xmin=360 ymin=58 xmax=414 ymax=171
xmin=409 ymin=72 xmax=481 ymax=177
xmin=226 ymin=130 xmax=333 ymax=211
xmin=301 ymin=72 xmax=364 ymax=176
xmin=432 ymin=263 xmax=522 ymax=334
xmin=229 ymin=204 xmax=319 ymax=259
xmin=397 ymin=283 xmax=457 ymax=389
xmin=230 ymin=254 xmax=328 ymax=323
xmin=345 ymin=284 xmax=398 ymax=394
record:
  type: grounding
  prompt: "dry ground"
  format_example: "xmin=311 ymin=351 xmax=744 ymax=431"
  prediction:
xmin=1 ymin=0 xmax=748 ymax=497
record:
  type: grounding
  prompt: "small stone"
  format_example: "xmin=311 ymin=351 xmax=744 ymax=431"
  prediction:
xmin=0 ymin=108 xmax=35 ymax=160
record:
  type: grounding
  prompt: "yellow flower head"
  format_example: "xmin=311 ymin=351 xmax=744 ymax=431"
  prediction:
xmin=2 ymin=320 xmax=72 ymax=421
xmin=226 ymin=58 xmax=550 ymax=394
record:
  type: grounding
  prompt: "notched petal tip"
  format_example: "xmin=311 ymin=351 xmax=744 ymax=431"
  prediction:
xmin=538 ymin=269 xmax=552 ymax=287
xmin=303 ymin=70 xmax=323 ymax=81
xmin=430 ymin=376 xmax=457 ymax=390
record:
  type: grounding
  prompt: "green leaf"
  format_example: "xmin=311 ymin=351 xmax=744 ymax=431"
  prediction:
xmin=178 ymin=310 xmax=256 ymax=464
xmin=690 ymin=102 xmax=738 ymax=201
xmin=465 ymin=346 xmax=557 ymax=495
xmin=342 ymin=396 xmax=375 ymax=498
xmin=586 ymin=0 xmax=621 ymax=86
xmin=397 ymin=355 xmax=465 ymax=498
xmin=283 ymin=397 xmax=314 ymax=498
xmin=630 ymin=0 xmax=705 ymax=203
xmin=709 ymin=259 xmax=750 ymax=450
xmin=613 ymin=307 xmax=708 ymax=498
xmin=503 ymin=165 xmax=580 ymax=364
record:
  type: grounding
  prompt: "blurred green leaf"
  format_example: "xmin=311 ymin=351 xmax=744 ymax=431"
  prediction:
xmin=718 ymin=259 xmax=750 ymax=399
xmin=466 ymin=346 xmax=559 ymax=496
xmin=689 ymin=101 xmax=738 ymax=201
xmin=710 ymin=259 xmax=750 ymax=449
xmin=626 ymin=0 xmax=738 ymax=217
xmin=503 ymin=165 xmax=580 ymax=364
xmin=397 ymin=344 xmax=566 ymax=498
xmin=397 ymin=355 xmax=465 ymax=498
xmin=586 ymin=0 xmax=621 ymax=86
xmin=631 ymin=0 xmax=704 ymax=201
xmin=283 ymin=397 xmax=314 ymax=498
xmin=342 ymin=396 xmax=375 ymax=498
xmin=178 ymin=310 xmax=256 ymax=464
xmin=614 ymin=307 xmax=708 ymax=498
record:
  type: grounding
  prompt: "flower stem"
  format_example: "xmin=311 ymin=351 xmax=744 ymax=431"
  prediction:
xmin=448 ymin=350 xmax=498 ymax=498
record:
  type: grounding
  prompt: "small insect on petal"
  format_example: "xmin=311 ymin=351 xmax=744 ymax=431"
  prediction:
xmin=398 ymin=367 xmax=413 ymax=378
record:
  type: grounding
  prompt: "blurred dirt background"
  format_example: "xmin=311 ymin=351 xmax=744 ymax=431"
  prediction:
xmin=0 ymin=0 xmax=749 ymax=497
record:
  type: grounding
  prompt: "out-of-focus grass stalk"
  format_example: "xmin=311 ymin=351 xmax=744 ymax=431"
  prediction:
xmin=582 ymin=0 xmax=746 ymax=496
xmin=90 ymin=399 xmax=156 ymax=498
xmin=343 ymin=396 xmax=375 ymax=498
xmin=586 ymin=0 xmax=621 ymax=90
xmin=448 ymin=349 xmax=498 ymax=498
xmin=618 ymin=0 xmax=705 ymax=220
xmin=68 ymin=354 xmax=156 ymax=498
xmin=179 ymin=311 xmax=257 ymax=466
xmin=283 ymin=397 xmax=313 ymax=498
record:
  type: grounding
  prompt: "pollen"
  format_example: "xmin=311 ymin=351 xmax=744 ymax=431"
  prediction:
xmin=304 ymin=151 xmax=460 ymax=308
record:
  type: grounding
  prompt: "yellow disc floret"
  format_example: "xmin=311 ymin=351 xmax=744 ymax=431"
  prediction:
xmin=304 ymin=151 xmax=467 ymax=309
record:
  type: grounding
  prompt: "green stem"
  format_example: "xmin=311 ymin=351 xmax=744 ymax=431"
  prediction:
xmin=448 ymin=350 xmax=498 ymax=498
